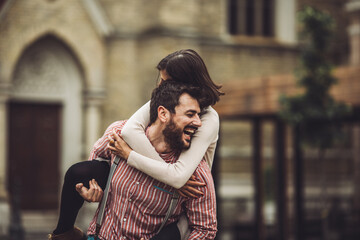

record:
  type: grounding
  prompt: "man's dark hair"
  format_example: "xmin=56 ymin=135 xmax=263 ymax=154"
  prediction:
xmin=149 ymin=80 xmax=203 ymax=125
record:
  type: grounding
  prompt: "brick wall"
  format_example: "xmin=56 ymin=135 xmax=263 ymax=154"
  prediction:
xmin=215 ymin=66 xmax=360 ymax=118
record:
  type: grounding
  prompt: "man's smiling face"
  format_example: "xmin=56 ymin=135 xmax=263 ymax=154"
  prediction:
xmin=163 ymin=93 xmax=202 ymax=151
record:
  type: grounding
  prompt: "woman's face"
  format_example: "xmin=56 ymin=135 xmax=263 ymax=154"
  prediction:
xmin=158 ymin=70 xmax=171 ymax=85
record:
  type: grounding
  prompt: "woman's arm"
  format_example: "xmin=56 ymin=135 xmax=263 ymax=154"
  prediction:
xmin=88 ymin=121 xmax=126 ymax=161
xmin=121 ymin=102 xmax=219 ymax=189
xmin=121 ymin=101 xmax=164 ymax=162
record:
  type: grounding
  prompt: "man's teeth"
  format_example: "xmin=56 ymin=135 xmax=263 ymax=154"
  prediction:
xmin=184 ymin=128 xmax=196 ymax=135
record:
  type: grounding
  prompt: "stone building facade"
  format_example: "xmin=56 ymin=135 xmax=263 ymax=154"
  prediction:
xmin=0 ymin=0 xmax=350 ymax=237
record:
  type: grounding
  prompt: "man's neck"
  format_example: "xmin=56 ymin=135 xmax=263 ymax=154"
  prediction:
xmin=147 ymin=124 xmax=172 ymax=154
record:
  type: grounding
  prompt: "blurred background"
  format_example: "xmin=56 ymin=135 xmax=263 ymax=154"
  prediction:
xmin=0 ymin=0 xmax=359 ymax=239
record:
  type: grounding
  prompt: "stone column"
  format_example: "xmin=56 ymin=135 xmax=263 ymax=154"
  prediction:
xmin=346 ymin=0 xmax=360 ymax=66
xmin=83 ymin=88 xmax=106 ymax=157
xmin=77 ymin=88 xmax=106 ymax=230
xmin=252 ymin=118 xmax=264 ymax=240
xmin=0 ymin=81 xmax=10 ymax=236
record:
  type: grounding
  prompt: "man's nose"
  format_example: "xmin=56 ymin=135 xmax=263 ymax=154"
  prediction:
xmin=193 ymin=114 xmax=202 ymax=127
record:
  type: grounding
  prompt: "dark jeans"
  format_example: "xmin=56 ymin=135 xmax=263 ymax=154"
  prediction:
xmin=54 ymin=160 xmax=180 ymax=240
xmin=87 ymin=222 xmax=180 ymax=240
xmin=151 ymin=222 xmax=180 ymax=240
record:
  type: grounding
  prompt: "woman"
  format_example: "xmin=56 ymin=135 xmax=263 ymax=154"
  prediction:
xmin=49 ymin=49 xmax=223 ymax=240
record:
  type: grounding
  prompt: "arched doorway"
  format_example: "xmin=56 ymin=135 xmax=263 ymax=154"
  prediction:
xmin=8 ymin=36 xmax=84 ymax=210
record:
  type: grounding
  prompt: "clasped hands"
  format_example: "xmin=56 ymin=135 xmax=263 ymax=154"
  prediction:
xmin=107 ymin=129 xmax=132 ymax=160
xmin=107 ymin=130 xmax=206 ymax=198
xmin=76 ymin=130 xmax=206 ymax=202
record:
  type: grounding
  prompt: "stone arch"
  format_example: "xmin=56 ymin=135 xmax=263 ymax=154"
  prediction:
xmin=8 ymin=29 xmax=106 ymax=150
xmin=3 ymin=28 xmax=106 ymax=93
xmin=0 ymin=2 xmax=107 ymax=231
xmin=7 ymin=35 xmax=85 ymax=211
xmin=9 ymin=31 xmax=87 ymax=87
xmin=0 ymin=32 xmax=106 ymax=230
xmin=10 ymin=34 xmax=85 ymax=173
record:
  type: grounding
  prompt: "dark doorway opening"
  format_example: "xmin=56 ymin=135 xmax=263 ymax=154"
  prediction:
xmin=8 ymin=102 xmax=62 ymax=210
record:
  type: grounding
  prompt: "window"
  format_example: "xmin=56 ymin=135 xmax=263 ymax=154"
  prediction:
xmin=228 ymin=0 xmax=274 ymax=37
xmin=0 ymin=0 xmax=7 ymax=12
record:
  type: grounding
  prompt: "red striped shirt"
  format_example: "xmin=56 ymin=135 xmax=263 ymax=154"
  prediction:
xmin=87 ymin=121 xmax=217 ymax=240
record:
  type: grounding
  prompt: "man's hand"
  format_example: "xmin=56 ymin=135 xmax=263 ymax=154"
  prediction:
xmin=177 ymin=174 xmax=206 ymax=198
xmin=107 ymin=130 xmax=133 ymax=160
xmin=75 ymin=179 xmax=104 ymax=202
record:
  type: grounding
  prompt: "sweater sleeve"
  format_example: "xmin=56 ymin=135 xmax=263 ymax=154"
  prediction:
xmin=121 ymin=101 xmax=164 ymax=162
xmin=88 ymin=121 xmax=126 ymax=161
xmin=121 ymin=102 xmax=219 ymax=189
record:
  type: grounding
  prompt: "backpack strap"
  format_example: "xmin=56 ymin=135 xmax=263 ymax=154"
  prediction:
xmin=95 ymin=156 xmax=121 ymax=236
xmin=156 ymin=192 xmax=180 ymax=235
xmin=94 ymin=155 xmax=180 ymax=237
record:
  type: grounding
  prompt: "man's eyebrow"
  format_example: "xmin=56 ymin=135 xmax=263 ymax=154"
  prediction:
xmin=186 ymin=109 xmax=200 ymax=114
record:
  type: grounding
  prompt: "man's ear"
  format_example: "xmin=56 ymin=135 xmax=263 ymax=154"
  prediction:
xmin=158 ymin=106 xmax=170 ymax=123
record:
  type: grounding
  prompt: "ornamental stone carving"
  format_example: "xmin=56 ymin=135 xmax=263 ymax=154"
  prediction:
xmin=12 ymin=47 xmax=66 ymax=99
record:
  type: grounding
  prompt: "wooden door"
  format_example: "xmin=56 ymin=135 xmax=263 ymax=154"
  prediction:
xmin=8 ymin=102 xmax=61 ymax=210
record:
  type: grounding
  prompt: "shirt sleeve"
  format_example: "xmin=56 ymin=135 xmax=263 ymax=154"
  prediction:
xmin=185 ymin=161 xmax=218 ymax=239
xmin=121 ymin=103 xmax=220 ymax=189
xmin=88 ymin=121 xmax=125 ymax=161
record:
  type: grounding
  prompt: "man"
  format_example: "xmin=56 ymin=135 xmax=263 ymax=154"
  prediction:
xmin=79 ymin=80 xmax=217 ymax=239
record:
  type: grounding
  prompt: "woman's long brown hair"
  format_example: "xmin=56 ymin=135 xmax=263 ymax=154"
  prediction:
xmin=157 ymin=49 xmax=224 ymax=107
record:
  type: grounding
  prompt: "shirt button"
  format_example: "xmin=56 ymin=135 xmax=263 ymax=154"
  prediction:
xmin=136 ymin=181 xmax=140 ymax=185
xmin=123 ymin=218 xmax=127 ymax=222
xmin=128 ymin=199 xmax=132 ymax=202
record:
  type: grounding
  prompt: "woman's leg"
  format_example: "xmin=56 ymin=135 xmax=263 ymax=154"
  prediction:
xmin=53 ymin=160 xmax=110 ymax=235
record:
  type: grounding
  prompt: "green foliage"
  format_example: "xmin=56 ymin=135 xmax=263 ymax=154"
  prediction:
xmin=279 ymin=6 xmax=351 ymax=149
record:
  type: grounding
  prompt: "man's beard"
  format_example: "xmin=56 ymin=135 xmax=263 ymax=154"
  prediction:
xmin=162 ymin=118 xmax=189 ymax=152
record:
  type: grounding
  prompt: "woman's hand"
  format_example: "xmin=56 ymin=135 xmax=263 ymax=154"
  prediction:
xmin=107 ymin=130 xmax=133 ymax=159
xmin=177 ymin=174 xmax=206 ymax=198
xmin=75 ymin=179 xmax=103 ymax=202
